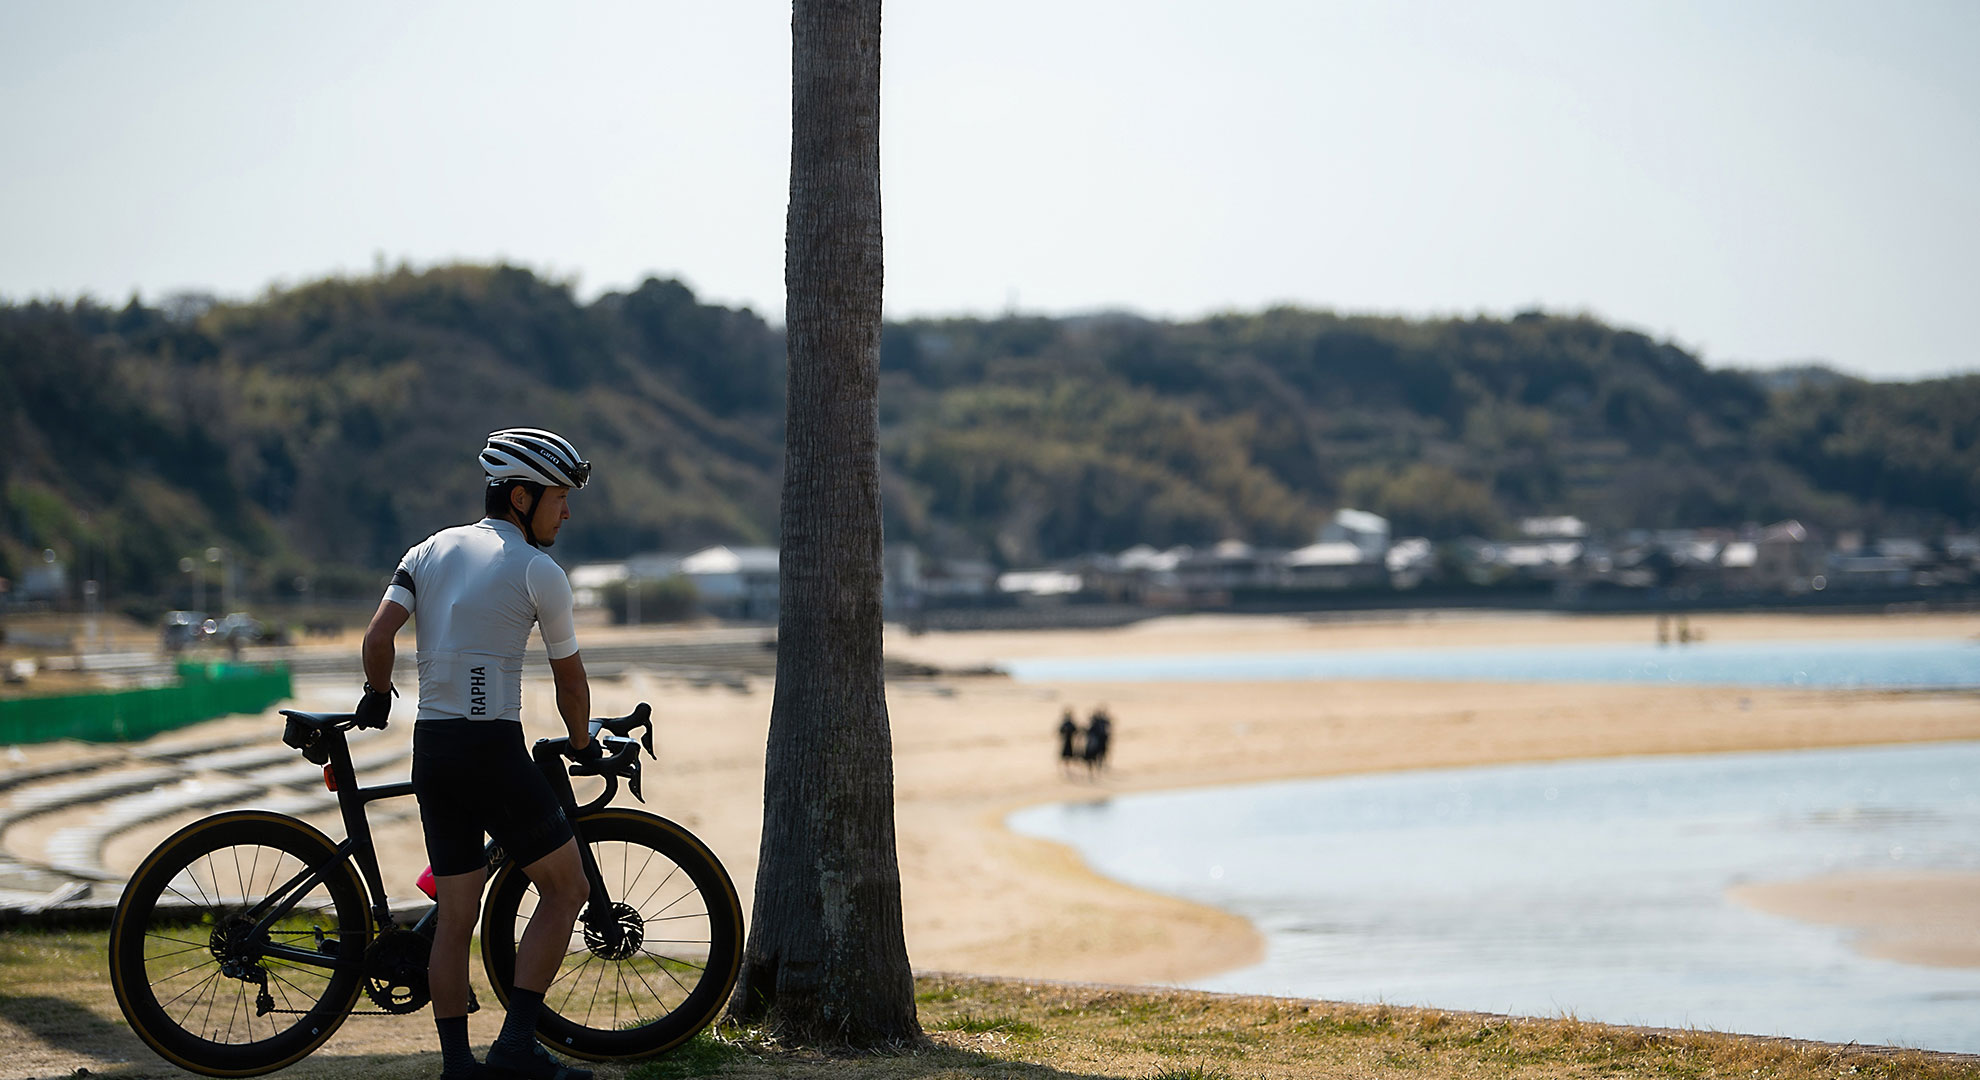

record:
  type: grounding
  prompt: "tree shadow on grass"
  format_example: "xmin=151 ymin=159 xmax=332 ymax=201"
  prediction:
xmin=633 ymin=1037 xmax=1168 ymax=1080
xmin=0 ymin=992 xmax=146 ymax=1056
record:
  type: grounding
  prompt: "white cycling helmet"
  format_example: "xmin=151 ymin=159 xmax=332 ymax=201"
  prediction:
xmin=480 ymin=427 xmax=591 ymax=490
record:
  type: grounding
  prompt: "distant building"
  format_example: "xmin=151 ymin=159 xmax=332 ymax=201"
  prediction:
xmin=1385 ymin=537 xmax=1436 ymax=589
xmin=919 ymin=556 xmax=998 ymax=601
xmin=18 ymin=555 xmax=68 ymax=604
xmin=679 ymin=546 xmax=781 ymax=621
xmin=996 ymin=569 xmax=1084 ymax=603
xmin=883 ymin=545 xmax=922 ymax=615
xmin=1748 ymin=520 xmax=1816 ymax=593
xmin=1464 ymin=539 xmax=1585 ymax=583
xmin=568 ymin=552 xmax=690 ymax=611
xmin=1519 ymin=515 xmax=1588 ymax=540
xmin=1283 ymin=541 xmax=1386 ymax=590
xmin=1319 ymin=509 xmax=1391 ymax=562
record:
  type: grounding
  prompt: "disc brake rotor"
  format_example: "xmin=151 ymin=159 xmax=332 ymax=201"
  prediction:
xmin=581 ymin=901 xmax=645 ymax=961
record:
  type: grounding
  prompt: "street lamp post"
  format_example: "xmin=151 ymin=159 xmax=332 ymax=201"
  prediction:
xmin=206 ymin=546 xmax=231 ymax=615
xmin=180 ymin=556 xmax=202 ymax=613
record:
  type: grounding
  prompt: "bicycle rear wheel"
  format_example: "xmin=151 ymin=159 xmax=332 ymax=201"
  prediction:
xmin=480 ymin=808 xmax=743 ymax=1060
xmin=109 ymin=811 xmax=371 ymax=1077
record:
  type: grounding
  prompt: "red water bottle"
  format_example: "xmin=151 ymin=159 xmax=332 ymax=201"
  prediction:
xmin=416 ymin=864 xmax=437 ymax=900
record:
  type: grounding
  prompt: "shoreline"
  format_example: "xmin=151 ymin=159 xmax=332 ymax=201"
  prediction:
xmin=7 ymin=610 xmax=1978 ymax=988
xmin=1730 ymin=871 xmax=1980 ymax=969
xmin=879 ymin=610 xmax=1980 ymax=982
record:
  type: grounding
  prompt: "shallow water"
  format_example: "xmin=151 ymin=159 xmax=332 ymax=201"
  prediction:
xmin=1008 ymin=741 xmax=1980 ymax=1053
xmin=1002 ymin=638 xmax=1980 ymax=689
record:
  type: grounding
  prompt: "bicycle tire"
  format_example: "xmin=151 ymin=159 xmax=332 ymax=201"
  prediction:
xmin=109 ymin=810 xmax=371 ymax=1077
xmin=480 ymin=808 xmax=744 ymax=1060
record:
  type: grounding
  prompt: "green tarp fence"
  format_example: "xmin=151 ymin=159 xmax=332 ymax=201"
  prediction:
xmin=0 ymin=662 xmax=293 ymax=745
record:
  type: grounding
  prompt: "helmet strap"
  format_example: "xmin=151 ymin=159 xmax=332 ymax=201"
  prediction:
xmin=520 ymin=486 xmax=546 ymax=548
xmin=503 ymin=481 xmax=547 ymax=548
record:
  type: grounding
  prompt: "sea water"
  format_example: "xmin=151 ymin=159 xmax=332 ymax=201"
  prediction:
xmin=1002 ymin=638 xmax=1980 ymax=690
xmin=1008 ymin=741 xmax=1980 ymax=1053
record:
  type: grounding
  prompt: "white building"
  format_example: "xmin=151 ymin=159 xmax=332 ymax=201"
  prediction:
xmin=1318 ymin=509 xmax=1391 ymax=562
xmin=679 ymin=546 xmax=781 ymax=621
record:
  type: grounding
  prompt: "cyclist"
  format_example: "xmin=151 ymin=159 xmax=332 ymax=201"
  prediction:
xmin=357 ymin=427 xmax=600 ymax=1080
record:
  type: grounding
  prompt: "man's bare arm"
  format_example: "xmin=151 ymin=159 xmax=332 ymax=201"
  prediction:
xmin=361 ymin=598 xmax=410 ymax=692
xmin=549 ymin=652 xmax=591 ymax=751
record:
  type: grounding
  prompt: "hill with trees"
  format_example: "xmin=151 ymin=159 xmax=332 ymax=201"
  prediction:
xmin=1 ymin=264 xmax=1972 ymax=611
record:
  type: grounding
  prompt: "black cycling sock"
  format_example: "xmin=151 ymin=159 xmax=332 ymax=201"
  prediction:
xmin=491 ymin=987 xmax=544 ymax=1062
xmin=435 ymin=1015 xmax=477 ymax=1078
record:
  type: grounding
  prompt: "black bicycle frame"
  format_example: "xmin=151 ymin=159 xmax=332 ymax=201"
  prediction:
xmin=243 ymin=718 xmax=619 ymax=972
xmin=236 ymin=722 xmax=420 ymax=971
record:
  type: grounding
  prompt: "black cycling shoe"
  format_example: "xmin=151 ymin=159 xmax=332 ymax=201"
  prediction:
xmin=483 ymin=1043 xmax=592 ymax=1080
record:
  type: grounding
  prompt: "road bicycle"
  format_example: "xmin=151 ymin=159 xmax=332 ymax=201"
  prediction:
xmin=107 ymin=704 xmax=744 ymax=1077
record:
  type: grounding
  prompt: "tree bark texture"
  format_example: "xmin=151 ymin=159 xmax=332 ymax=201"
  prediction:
xmin=726 ymin=0 xmax=919 ymax=1047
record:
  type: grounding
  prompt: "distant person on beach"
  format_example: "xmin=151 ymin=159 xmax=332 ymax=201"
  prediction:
xmin=1057 ymin=708 xmax=1081 ymax=774
xmin=1083 ymin=706 xmax=1112 ymax=776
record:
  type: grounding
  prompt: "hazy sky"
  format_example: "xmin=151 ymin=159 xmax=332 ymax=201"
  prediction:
xmin=3 ymin=1 xmax=1975 ymax=378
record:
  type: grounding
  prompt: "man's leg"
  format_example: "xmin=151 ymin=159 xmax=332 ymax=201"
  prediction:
xmin=511 ymin=838 xmax=588 ymax=989
xmin=486 ymin=839 xmax=589 ymax=1078
xmin=431 ymin=867 xmax=487 ymax=1078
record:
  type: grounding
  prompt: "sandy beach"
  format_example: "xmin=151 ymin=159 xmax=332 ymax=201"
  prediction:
xmin=14 ymin=610 xmax=1980 ymax=987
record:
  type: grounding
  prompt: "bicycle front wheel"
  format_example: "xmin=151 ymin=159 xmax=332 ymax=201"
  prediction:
xmin=480 ymin=808 xmax=744 ymax=1060
xmin=109 ymin=811 xmax=371 ymax=1077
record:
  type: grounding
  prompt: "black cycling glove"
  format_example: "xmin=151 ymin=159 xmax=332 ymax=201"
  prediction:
xmin=354 ymin=684 xmax=394 ymax=729
xmin=569 ymin=738 xmax=604 ymax=764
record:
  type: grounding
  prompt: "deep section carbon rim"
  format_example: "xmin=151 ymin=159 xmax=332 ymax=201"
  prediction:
xmin=111 ymin=813 xmax=367 ymax=1077
xmin=482 ymin=811 xmax=742 ymax=1059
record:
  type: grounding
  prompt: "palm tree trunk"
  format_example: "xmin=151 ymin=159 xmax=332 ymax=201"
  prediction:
xmin=725 ymin=0 xmax=920 ymax=1047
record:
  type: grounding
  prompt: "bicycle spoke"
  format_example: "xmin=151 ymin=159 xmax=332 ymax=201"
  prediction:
xmin=640 ymin=940 xmax=711 ymax=959
xmin=146 ymin=932 xmax=213 ymax=950
xmin=196 ymin=965 xmax=223 ymax=1037
xmin=143 ymin=941 xmax=210 ymax=963
xmin=643 ymin=911 xmax=712 ymax=925
xmin=620 ymin=955 xmax=668 ymax=1008
xmin=268 ymin=967 xmax=314 ymax=1012
xmin=162 ymin=881 xmax=209 ymax=912
xmin=247 ymin=844 xmax=265 ymax=902
xmin=653 ymin=956 xmax=693 ymax=998
xmin=551 ymin=950 xmax=599 ymax=1009
xmin=613 ymin=963 xmax=627 ymax=1030
xmin=150 ymin=952 xmax=222 ymax=987
xmin=630 ymin=843 xmax=659 ymax=888
xmin=225 ymin=977 xmax=242 ymax=1042
xmin=176 ymin=859 xmax=209 ymax=910
xmin=633 ymin=863 xmax=682 ymax=914
xmin=582 ymin=946 xmax=610 ymax=1028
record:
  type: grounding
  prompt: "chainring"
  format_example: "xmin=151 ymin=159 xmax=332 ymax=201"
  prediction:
xmin=362 ymin=928 xmax=433 ymax=1014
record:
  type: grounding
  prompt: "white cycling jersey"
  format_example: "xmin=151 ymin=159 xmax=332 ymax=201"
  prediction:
xmin=381 ymin=518 xmax=579 ymax=722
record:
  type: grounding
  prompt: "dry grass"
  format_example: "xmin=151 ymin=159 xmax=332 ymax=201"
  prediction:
xmin=1 ymin=930 xmax=1972 ymax=1080
xmin=639 ymin=974 xmax=1979 ymax=1080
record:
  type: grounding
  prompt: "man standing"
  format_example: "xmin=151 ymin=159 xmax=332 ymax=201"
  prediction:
xmin=358 ymin=427 xmax=599 ymax=1080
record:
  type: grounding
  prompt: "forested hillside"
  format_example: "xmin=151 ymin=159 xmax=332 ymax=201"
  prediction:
xmin=1 ymin=265 xmax=1972 ymax=608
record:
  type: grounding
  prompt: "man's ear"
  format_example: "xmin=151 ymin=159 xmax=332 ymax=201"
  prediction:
xmin=510 ymin=485 xmax=532 ymax=516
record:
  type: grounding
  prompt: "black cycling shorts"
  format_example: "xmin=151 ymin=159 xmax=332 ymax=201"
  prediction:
xmin=411 ymin=718 xmax=574 ymax=877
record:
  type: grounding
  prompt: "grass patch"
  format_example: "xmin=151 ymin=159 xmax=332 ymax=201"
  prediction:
xmin=2 ymin=931 xmax=1974 ymax=1080
xmin=930 ymin=1012 xmax=1043 ymax=1039
xmin=627 ymin=1026 xmax=751 ymax=1080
